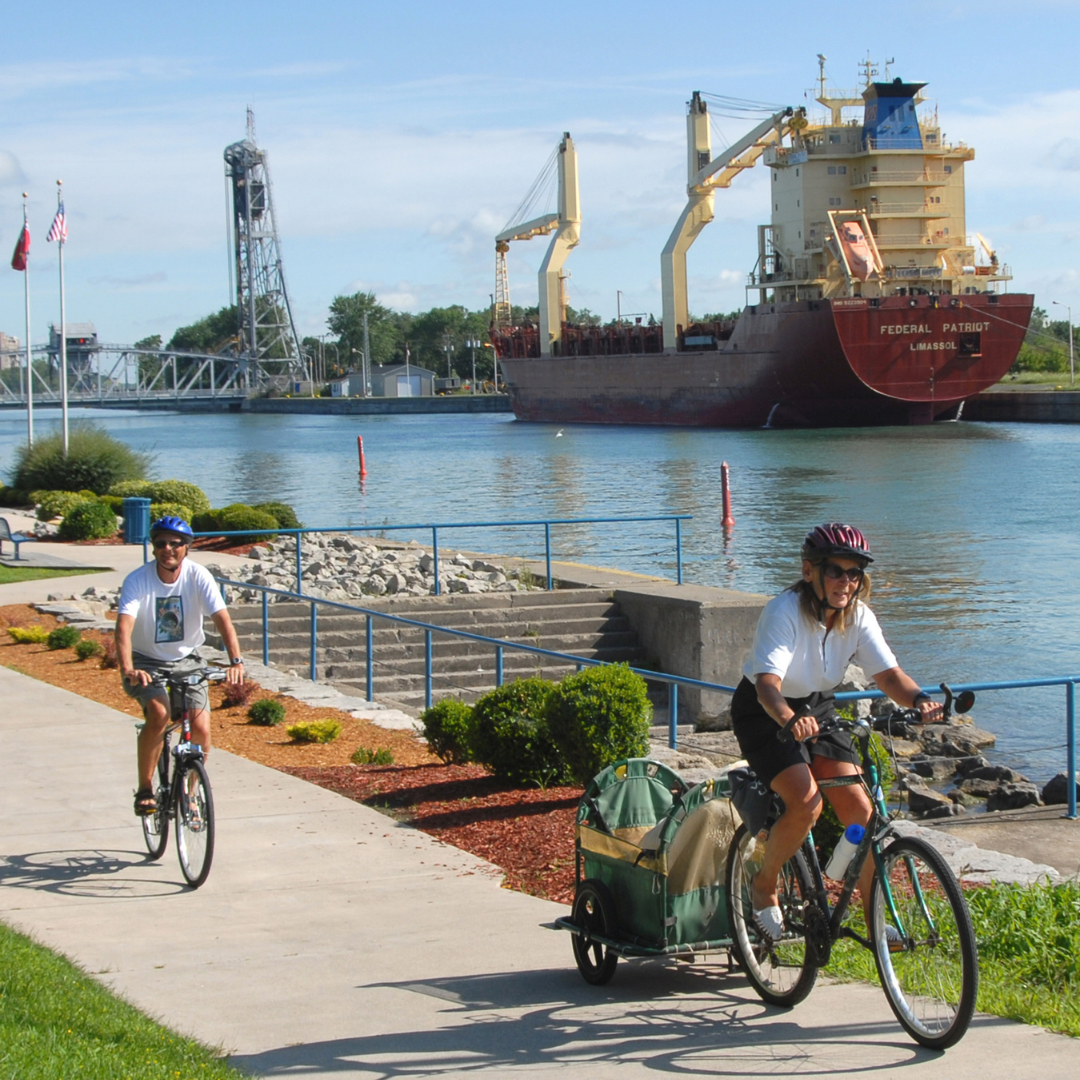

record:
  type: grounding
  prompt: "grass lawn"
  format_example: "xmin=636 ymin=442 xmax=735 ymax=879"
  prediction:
xmin=0 ymin=922 xmax=247 ymax=1080
xmin=0 ymin=566 xmax=105 ymax=585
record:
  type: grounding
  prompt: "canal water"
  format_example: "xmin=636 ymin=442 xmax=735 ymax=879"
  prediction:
xmin=2 ymin=408 xmax=1077 ymax=782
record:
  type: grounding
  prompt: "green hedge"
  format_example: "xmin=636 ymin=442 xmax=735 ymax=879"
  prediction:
xmin=545 ymin=664 xmax=652 ymax=785
xmin=419 ymin=698 xmax=474 ymax=764
xmin=149 ymin=502 xmax=193 ymax=524
xmin=31 ymin=490 xmax=94 ymax=522
xmin=59 ymin=500 xmax=119 ymax=540
xmin=253 ymin=501 xmax=302 ymax=529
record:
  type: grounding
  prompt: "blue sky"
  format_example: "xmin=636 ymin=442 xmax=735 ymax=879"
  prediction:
xmin=2 ymin=0 xmax=1079 ymax=347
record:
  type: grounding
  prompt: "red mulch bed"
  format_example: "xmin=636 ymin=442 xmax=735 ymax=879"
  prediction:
xmin=281 ymin=762 xmax=582 ymax=904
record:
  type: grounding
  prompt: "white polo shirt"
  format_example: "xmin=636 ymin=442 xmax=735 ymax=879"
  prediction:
xmin=743 ymin=588 xmax=897 ymax=699
xmin=118 ymin=559 xmax=226 ymax=662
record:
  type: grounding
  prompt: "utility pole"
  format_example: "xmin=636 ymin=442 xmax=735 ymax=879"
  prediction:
xmin=362 ymin=310 xmax=371 ymax=395
xmin=465 ymin=338 xmax=479 ymax=393
xmin=617 ymin=290 xmax=622 ymax=327
xmin=1053 ymin=301 xmax=1075 ymax=386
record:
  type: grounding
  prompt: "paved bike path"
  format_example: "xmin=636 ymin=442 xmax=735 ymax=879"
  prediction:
xmin=0 ymin=666 xmax=1074 ymax=1078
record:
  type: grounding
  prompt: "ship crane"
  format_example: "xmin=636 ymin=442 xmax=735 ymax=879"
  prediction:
xmin=493 ymin=132 xmax=580 ymax=356
xmin=975 ymin=232 xmax=1000 ymax=271
xmin=660 ymin=96 xmax=797 ymax=350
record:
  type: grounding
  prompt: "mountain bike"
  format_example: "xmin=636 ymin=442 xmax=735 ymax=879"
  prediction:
xmin=139 ymin=667 xmax=225 ymax=888
xmin=725 ymin=685 xmax=980 ymax=1050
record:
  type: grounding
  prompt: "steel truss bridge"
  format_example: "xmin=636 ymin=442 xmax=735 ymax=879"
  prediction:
xmin=0 ymin=344 xmax=286 ymax=409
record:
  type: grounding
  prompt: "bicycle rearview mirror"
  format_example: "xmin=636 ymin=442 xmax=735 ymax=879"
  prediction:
xmin=954 ymin=690 xmax=975 ymax=715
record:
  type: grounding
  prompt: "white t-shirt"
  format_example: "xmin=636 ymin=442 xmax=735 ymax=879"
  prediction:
xmin=743 ymin=588 xmax=898 ymax=699
xmin=118 ymin=559 xmax=226 ymax=662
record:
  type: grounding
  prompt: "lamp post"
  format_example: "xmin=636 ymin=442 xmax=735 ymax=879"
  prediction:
xmin=465 ymin=338 xmax=480 ymax=393
xmin=1052 ymin=301 xmax=1074 ymax=386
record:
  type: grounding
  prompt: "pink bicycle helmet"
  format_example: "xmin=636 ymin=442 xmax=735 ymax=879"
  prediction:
xmin=801 ymin=523 xmax=873 ymax=565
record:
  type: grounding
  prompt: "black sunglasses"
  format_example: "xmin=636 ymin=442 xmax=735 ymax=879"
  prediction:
xmin=152 ymin=538 xmax=188 ymax=550
xmin=821 ymin=562 xmax=864 ymax=583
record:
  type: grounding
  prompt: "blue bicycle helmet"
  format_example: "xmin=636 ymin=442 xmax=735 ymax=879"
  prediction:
xmin=149 ymin=515 xmax=194 ymax=541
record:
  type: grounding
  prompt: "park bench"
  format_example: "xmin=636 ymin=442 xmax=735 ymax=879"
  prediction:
xmin=0 ymin=517 xmax=36 ymax=561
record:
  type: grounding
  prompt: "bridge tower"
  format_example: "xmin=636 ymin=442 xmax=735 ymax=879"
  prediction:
xmin=224 ymin=110 xmax=308 ymax=391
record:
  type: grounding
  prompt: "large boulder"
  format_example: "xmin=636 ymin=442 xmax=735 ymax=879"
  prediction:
xmin=1041 ymin=771 xmax=1080 ymax=806
xmin=986 ymin=781 xmax=1042 ymax=812
xmin=906 ymin=782 xmax=954 ymax=816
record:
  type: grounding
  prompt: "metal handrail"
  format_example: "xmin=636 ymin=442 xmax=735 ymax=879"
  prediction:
xmin=196 ymin=513 xmax=691 ymax=594
xmin=215 ymin=575 xmax=1078 ymax=821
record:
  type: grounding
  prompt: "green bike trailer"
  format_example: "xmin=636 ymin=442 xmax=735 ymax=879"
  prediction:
xmin=557 ymin=758 xmax=742 ymax=983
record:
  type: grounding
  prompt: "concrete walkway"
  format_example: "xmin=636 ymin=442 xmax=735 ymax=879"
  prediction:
xmin=0 ymin=667 xmax=1075 ymax=1078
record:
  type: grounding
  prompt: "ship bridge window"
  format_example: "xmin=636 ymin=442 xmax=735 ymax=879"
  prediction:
xmin=829 ymin=134 xmax=841 ymax=143
xmin=945 ymin=165 xmax=953 ymax=174
xmin=838 ymin=165 xmax=847 ymax=174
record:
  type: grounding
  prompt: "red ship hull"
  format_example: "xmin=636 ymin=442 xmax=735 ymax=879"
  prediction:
xmin=497 ymin=293 xmax=1033 ymax=428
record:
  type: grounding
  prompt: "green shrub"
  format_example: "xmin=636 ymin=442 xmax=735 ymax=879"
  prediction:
xmin=216 ymin=504 xmax=278 ymax=542
xmin=97 ymin=494 xmax=124 ymax=512
xmin=191 ymin=509 xmax=221 ymax=533
xmin=253 ymin=501 xmax=302 ymax=529
xmin=546 ymin=664 xmax=652 ymax=786
xmin=351 ymin=746 xmax=394 ymax=765
xmin=148 ymin=480 xmax=211 ymax=516
xmin=32 ymin=490 xmax=94 ymax=521
xmin=470 ymin=678 xmax=570 ymax=787
xmin=0 ymin=487 xmax=32 ymax=507
xmin=107 ymin=479 xmax=153 ymax=499
xmin=420 ymin=698 xmax=475 ymax=764
xmin=46 ymin=626 xmax=81 ymax=650
xmin=7 ymin=625 xmax=50 ymax=644
xmin=74 ymin=638 xmax=104 ymax=661
xmin=59 ymin=499 xmax=119 ymax=541
xmin=287 ymin=719 xmax=342 ymax=744
xmin=149 ymin=501 xmax=193 ymax=525
xmin=10 ymin=423 xmax=150 ymax=494
xmin=247 ymin=698 xmax=286 ymax=726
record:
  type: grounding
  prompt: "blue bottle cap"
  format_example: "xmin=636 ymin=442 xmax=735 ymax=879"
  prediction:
xmin=844 ymin=823 xmax=866 ymax=843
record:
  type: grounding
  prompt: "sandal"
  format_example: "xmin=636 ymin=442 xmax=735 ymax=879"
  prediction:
xmin=753 ymin=904 xmax=785 ymax=943
xmin=134 ymin=788 xmax=157 ymax=817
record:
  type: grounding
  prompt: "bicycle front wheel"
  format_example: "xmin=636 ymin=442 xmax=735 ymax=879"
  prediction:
xmin=141 ymin=753 xmax=169 ymax=860
xmin=870 ymin=836 xmax=978 ymax=1050
xmin=175 ymin=760 xmax=215 ymax=888
xmin=726 ymin=824 xmax=819 ymax=1007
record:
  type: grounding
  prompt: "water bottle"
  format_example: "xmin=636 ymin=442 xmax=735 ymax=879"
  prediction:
xmin=825 ymin=823 xmax=866 ymax=879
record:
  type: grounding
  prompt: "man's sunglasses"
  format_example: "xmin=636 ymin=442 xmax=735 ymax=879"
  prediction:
xmin=152 ymin=538 xmax=188 ymax=550
xmin=821 ymin=562 xmax=864 ymax=583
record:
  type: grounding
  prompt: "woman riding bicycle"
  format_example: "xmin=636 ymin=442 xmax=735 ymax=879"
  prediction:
xmin=731 ymin=523 xmax=942 ymax=942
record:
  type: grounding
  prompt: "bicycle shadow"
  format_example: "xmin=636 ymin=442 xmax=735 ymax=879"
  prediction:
xmin=0 ymin=848 xmax=187 ymax=897
xmin=230 ymin=962 xmax=989 ymax=1076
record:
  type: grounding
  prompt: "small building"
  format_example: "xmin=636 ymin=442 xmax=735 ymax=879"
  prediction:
xmin=369 ymin=363 xmax=435 ymax=398
xmin=0 ymin=331 xmax=20 ymax=370
xmin=329 ymin=371 xmax=368 ymax=397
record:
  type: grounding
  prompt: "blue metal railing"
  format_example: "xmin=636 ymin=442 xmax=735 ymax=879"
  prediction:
xmin=194 ymin=514 xmax=690 ymax=595
xmin=214 ymin=576 xmax=1078 ymax=822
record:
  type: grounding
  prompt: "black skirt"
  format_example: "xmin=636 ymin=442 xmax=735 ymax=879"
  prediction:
xmin=730 ymin=677 xmax=859 ymax=787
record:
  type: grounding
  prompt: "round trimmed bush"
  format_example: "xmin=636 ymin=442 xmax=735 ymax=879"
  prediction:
xmin=10 ymin=423 xmax=149 ymax=494
xmin=470 ymin=677 xmax=570 ymax=787
xmin=59 ymin=500 xmax=120 ymax=540
xmin=420 ymin=698 xmax=475 ymax=764
xmin=148 ymin=480 xmax=210 ymax=516
xmin=287 ymin=719 xmax=342 ymax=744
xmin=545 ymin=664 xmax=652 ymax=786
xmin=253 ymin=501 xmax=302 ymax=529
xmin=97 ymin=494 xmax=124 ymax=512
xmin=216 ymin=504 xmax=278 ymax=542
xmin=248 ymin=698 xmax=286 ymax=726
xmin=32 ymin=490 xmax=94 ymax=522
xmin=47 ymin=626 xmax=81 ymax=650
xmin=191 ymin=509 xmax=221 ymax=533
xmin=149 ymin=501 xmax=193 ymax=525
xmin=75 ymin=638 xmax=104 ymax=661
xmin=108 ymin=479 xmax=153 ymax=498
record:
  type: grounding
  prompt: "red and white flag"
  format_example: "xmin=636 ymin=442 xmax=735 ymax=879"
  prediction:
xmin=47 ymin=202 xmax=67 ymax=243
xmin=10 ymin=221 xmax=30 ymax=271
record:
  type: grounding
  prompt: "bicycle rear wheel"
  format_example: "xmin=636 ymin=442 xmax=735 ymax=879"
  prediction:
xmin=141 ymin=752 xmax=169 ymax=860
xmin=870 ymin=836 xmax=978 ymax=1050
xmin=726 ymin=824 xmax=819 ymax=1007
xmin=175 ymin=760 xmax=215 ymax=888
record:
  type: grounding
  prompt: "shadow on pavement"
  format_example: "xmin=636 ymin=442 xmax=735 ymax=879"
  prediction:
xmin=0 ymin=848 xmax=186 ymax=897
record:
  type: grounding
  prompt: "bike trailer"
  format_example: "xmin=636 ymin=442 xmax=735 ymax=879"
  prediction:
xmin=561 ymin=758 xmax=740 ymax=957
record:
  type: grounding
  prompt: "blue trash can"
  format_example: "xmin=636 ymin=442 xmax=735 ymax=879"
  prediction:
xmin=121 ymin=497 xmax=151 ymax=545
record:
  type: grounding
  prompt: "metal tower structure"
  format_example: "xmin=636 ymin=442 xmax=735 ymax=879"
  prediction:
xmin=224 ymin=110 xmax=308 ymax=390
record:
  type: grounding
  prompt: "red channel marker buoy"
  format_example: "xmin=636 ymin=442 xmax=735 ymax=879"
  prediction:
xmin=357 ymin=435 xmax=368 ymax=477
xmin=721 ymin=461 xmax=735 ymax=528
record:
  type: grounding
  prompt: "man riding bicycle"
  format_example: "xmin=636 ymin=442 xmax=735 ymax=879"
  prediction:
xmin=730 ymin=523 xmax=942 ymax=943
xmin=115 ymin=515 xmax=245 ymax=817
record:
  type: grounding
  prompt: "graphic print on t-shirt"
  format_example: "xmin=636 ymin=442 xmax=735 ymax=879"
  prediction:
xmin=155 ymin=596 xmax=184 ymax=643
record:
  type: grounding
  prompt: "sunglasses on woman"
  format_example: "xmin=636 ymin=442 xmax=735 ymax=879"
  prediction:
xmin=822 ymin=562 xmax=864 ymax=583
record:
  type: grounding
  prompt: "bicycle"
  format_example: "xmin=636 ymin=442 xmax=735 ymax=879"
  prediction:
xmin=725 ymin=685 xmax=980 ymax=1050
xmin=139 ymin=667 xmax=226 ymax=888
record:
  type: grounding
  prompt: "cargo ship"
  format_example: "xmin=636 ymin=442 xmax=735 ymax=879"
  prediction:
xmin=491 ymin=60 xmax=1033 ymax=427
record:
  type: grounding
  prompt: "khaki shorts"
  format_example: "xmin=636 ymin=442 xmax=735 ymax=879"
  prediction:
xmin=123 ymin=652 xmax=210 ymax=715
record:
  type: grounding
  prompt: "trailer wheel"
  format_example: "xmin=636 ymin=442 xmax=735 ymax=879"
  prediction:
xmin=571 ymin=879 xmax=618 ymax=985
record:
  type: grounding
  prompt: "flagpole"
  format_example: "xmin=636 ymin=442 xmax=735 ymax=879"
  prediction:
xmin=56 ymin=180 xmax=68 ymax=457
xmin=22 ymin=193 xmax=33 ymax=446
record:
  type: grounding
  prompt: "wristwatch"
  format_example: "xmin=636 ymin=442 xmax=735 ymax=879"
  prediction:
xmin=231 ymin=657 xmax=245 ymax=666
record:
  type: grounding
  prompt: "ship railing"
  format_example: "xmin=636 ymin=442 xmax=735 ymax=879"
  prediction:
xmin=867 ymin=202 xmax=947 ymax=215
xmin=852 ymin=170 xmax=949 ymax=185
xmin=193 ymin=513 xmax=692 ymax=595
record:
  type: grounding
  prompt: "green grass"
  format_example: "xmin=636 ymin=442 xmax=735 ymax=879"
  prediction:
xmin=0 ymin=566 xmax=106 ymax=585
xmin=0 ymin=921 xmax=247 ymax=1079
xmin=826 ymin=879 xmax=1080 ymax=1037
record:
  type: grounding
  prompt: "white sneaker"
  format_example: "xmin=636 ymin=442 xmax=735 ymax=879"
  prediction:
xmin=753 ymin=904 xmax=785 ymax=943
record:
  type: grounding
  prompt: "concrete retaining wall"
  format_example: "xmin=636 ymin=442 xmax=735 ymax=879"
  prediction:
xmin=964 ymin=390 xmax=1080 ymax=423
xmin=241 ymin=395 xmax=512 ymax=416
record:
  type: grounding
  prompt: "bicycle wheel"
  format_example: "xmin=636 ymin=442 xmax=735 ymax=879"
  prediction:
xmin=174 ymin=760 xmax=215 ymax=888
xmin=869 ymin=836 xmax=978 ymax=1050
xmin=140 ymin=752 xmax=169 ymax=860
xmin=571 ymin=879 xmax=618 ymax=986
xmin=726 ymin=824 xmax=819 ymax=1007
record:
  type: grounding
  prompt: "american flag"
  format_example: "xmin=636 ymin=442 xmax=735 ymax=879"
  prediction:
xmin=47 ymin=202 xmax=67 ymax=243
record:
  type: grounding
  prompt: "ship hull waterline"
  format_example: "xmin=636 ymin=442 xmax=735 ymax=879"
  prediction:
xmin=498 ymin=294 xmax=1034 ymax=429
